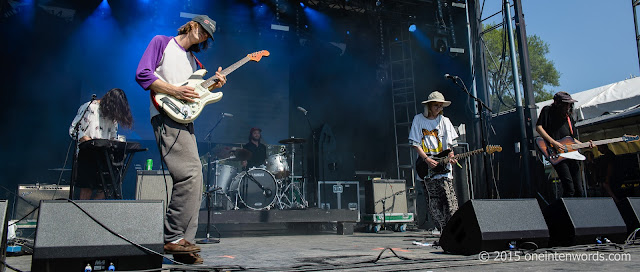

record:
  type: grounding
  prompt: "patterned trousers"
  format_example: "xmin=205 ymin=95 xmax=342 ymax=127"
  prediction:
xmin=420 ymin=176 xmax=459 ymax=231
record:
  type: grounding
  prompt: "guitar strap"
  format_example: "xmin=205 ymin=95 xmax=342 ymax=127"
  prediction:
xmin=190 ymin=52 xmax=205 ymax=70
xmin=566 ymin=115 xmax=573 ymax=135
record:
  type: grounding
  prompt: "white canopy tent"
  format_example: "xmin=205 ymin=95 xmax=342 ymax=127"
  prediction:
xmin=536 ymin=77 xmax=640 ymax=122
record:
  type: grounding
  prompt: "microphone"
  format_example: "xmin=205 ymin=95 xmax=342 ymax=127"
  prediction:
xmin=297 ymin=106 xmax=308 ymax=115
xmin=444 ymin=73 xmax=458 ymax=80
xmin=91 ymin=94 xmax=97 ymax=100
xmin=222 ymin=113 xmax=233 ymax=117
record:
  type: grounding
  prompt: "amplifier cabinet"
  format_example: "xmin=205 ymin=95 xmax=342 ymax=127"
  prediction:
xmin=15 ymin=184 xmax=70 ymax=220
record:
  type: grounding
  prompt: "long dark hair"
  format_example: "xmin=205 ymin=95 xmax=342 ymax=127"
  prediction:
xmin=550 ymin=99 xmax=574 ymax=116
xmin=100 ymin=88 xmax=133 ymax=129
xmin=177 ymin=21 xmax=210 ymax=53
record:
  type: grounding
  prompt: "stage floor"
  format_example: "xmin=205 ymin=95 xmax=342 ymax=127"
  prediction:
xmin=6 ymin=229 xmax=640 ymax=271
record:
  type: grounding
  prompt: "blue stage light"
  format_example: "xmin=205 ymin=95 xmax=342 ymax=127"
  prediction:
xmin=300 ymin=2 xmax=305 ymax=8
xmin=409 ymin=24 xmax=416 ymax=32
xmin=346 ymin=30 xmax=350 ymax=35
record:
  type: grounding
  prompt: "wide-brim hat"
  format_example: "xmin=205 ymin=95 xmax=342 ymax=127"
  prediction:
xmin=421 ymin=91 xmax=451 ymax=107
xmin=192 ymin=15 xmax=216 ymax=40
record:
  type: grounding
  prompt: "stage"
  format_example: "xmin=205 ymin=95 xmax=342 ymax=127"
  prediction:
xmin=5 ymin=230 xmax=640 ymax=271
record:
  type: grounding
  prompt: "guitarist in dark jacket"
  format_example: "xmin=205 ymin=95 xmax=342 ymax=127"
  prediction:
xmin=409 ymin=91 xmax=459 ymax=231
xmin=536 ymin=91 xmax=592 ymax=197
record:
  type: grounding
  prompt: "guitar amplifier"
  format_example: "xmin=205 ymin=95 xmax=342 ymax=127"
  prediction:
xmin=365 ymin=179 xmax=408 ymax=214
xmin=136 ymin=170 xmax=173 ymax=212
xmin=318 ymin=181 xmax=359 ymax=210
xmin=14 ymin=184 xmax=70 ymax=220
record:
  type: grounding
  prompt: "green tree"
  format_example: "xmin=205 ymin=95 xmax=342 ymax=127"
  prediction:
xmin=482 ymin=24 xmax=560 ymax=113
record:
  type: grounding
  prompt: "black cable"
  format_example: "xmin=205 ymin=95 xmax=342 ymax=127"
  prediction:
xmin=62 ymin=198 xmax=193 ymax=266
xmin=7 ymin=205 xmax=38 ymax=227
xmin=0 ymin=260 xmax=25 ymax=272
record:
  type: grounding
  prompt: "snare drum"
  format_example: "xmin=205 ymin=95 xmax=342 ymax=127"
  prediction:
xmin=229 ymin=168 xmax=278 ymax=210
xmin=266 ymin=154 xmax=290 ymax=179
xmin=215 ymin=165 xmax=237 ymax=194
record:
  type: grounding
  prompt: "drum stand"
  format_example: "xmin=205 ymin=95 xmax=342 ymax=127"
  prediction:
xmin=279 ymin=144 xmax=308 ymax=209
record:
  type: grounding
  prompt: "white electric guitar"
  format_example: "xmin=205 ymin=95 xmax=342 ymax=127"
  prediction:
xmin=153 ymin=50 xmax=270 ymax=123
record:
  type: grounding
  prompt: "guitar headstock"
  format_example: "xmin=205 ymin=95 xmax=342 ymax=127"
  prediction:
xmin=485 ymin=145 xmax=503 ymax=154
xmin=622 ymin=134 xmax=640 ymax=143
xmin=248 ymin=50 xmax=270 ymax=62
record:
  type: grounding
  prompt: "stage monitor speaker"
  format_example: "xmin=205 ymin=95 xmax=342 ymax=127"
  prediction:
xmin=32 ymin=200 xmax=164 ymax=272
xmin=14 ymin=184 xmax=70 ymax=220
xmin=136 ymin=170 xmax=172 ymax=211
xmin=440 ymin=199 xmax=549 ymax=255
xmin=617 ymin=197 xmax=640 ymax=234
xmin=1 ymin=200 xmax=8 ymax=272
xmin=543 ymin=198 xmax=627 ymax=246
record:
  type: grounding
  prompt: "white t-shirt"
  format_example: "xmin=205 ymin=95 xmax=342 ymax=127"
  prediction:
xmin=409 ymin=114 xmax=459 ymax=179
xmin=150 ymin=38 xmax=197 ymax=117
xmin=69 ymin=100 xmax=118 ymax=141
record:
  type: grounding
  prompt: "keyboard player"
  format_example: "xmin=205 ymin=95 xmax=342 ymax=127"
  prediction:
xmin=69 ymin=88 xmax=133 ymax=199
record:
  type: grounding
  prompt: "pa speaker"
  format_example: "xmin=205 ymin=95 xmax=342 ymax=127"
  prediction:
xmin=1 ymin=200 xmax=8 ymax=272
xmin=617 ymin=197 xmax=640 ymax=234
xmin=32 ymin=200 xmax=164 ymax=272
xmin=440 ymin=199 xmax=549 ymax=255
xmin=543 ymin=198 xmax=627 ymax=246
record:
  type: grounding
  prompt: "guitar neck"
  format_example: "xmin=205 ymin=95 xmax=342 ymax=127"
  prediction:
xmin=439 ymin=148 xmax=484 ymax=163
xmin=568 ymin=137 xmax=625 ymax=150
xmin=200 ymin=56 xmax=251 ymax=89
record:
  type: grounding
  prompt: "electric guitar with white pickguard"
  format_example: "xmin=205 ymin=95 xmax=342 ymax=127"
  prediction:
xmin=153 ymin=50 xmax=270 ymax=124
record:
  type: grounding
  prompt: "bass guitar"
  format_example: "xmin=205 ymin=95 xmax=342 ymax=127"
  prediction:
xmin=415 ymin=145 xmax=502 ymax=178
xmin=153 ymin=50 xmax=270 ymax=124
xmin=535 ymin=135 xmax=639 ymax=165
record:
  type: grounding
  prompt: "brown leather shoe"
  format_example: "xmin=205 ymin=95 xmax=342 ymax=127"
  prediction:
xmin=164 ymin=239 xmax=201 ymax=254
xmin=173 ymin=253 xmax=204 ymax=264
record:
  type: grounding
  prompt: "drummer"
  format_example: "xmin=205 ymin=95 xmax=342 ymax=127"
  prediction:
xmin=242 ymin=127 xmax=267 ymax=170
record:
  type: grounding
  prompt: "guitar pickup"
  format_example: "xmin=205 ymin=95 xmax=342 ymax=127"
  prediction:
xmin=159 ymin=97 xmax=187 ymax=118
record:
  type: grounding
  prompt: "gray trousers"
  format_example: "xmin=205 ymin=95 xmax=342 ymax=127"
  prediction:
xmin=152 ymin=114 xmax=203 ymax=243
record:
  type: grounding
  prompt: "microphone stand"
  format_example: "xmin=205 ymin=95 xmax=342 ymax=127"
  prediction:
xmin=197 ymin=113 xmax=227 ymax=244
xmin=302 ymin=112 xmax=317 ymax=206
xmin=69 ymin=94 xmax=97 ymax=199
xmin=448 ymin=77 xmax=497 ymax=198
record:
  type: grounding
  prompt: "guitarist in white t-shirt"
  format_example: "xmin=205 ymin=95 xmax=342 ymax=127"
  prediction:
xmin=135 ymin=15 xmax=226 ymax=265
xmin=409 ymin=91 xmax=459 ymax=231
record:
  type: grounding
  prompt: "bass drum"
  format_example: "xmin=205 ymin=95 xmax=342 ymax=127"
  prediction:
xmin=229 ymin=168 xmax=277 ymax=210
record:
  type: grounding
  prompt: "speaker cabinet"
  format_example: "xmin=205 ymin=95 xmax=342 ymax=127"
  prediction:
xmin=15 ymin=184 xmax=70 ymax=220
xmin=543 ymin=198 xmax=627 ymax=246
xmin=440 ymin=199 xmax=549 ymax=255
xmin=618 ymin=197 xmax=640 ymax=234
xmin=32 ymin=200 xmax=164 ymax=272
xmin=365 ymin=179 xmax=408 ymax=214
xmin=1 ymin=200 xmax=8 ymax=272
xmin=136 ymin=170 xmax=172 ymax=211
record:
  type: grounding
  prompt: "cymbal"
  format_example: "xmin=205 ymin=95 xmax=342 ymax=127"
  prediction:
xmin=48 ymin=168 xmax=71 ymax=171
xmin=279 ymin=137 xmax=306 ymax=144
xmin=229 ymin=149 xmax=252 ymax=161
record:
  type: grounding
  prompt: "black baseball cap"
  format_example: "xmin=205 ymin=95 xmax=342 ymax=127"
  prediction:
xmin=553 ymin=91 xmax=578 ymax=103
xmin=192 ymin=15 xmax=216 ymax=40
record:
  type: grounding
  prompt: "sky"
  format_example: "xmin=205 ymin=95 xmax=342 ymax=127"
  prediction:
xmin=480 ymin=0 xmax=639 ymax=94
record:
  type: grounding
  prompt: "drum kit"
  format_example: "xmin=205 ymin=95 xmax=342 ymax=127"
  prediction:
xmin=207 ymin=137 xmax=309 ymax=210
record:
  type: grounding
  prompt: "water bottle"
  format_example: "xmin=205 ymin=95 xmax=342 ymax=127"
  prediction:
xmin=84 ymin=264 xmax=92 ymax=272
xmin=108 ymin=263 xmax=115 ymax=271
